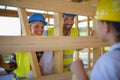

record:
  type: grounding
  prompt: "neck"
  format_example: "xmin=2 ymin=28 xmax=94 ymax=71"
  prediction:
xmin=107 ymin=32 xmax=117 ymax=46
xmin=63 ymin=29 xmax=70 ymax=36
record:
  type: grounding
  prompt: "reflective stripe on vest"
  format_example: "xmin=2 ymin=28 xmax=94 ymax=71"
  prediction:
xmin=64 ymin=54 xmax=73 ymax=58
xmin=14 ymin=52 xmax=30 ymax=77
xmin=48 ymin=28 xmax=78 ymax=72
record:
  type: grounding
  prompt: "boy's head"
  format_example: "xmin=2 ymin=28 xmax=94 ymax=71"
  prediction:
xmin=95 ymin=0 xmax=120 ymax=43
xmin=96 ymin=0 xmax=120 ymax=22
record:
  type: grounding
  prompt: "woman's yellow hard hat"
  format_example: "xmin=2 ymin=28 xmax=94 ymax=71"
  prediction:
xmin=96 ymin=0 xmax=120 ymax=22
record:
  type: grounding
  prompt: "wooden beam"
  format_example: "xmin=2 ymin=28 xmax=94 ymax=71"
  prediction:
xmin=0 ymin=0 xmax=96 ymax=16
xmin=0 ymin=36 xmax=109 ymax=53
xmin=54 ymin=13 xmax=63 ymax=73
xmin=0 ymin=9 xmax=54 ymax=18
xmin=0 ymin=9 xmax=18 ymax=17
xmin=28 ymin=52 xmax=42 ymax=77
xmin=26 ymin=72 xmax=72 ymax=80
xmin=93 ymin=48 xmax=101 ymax=65
xmin=17 ymin=8 xmax=42 ymax=77
xmin=17 ymin=8 xmax=31 ymax=36
xmin=25 ymin=68 xmax=91 ymax=80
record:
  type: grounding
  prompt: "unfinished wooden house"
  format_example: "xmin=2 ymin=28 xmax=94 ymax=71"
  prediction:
xmin=0 ymin=0 xmax=110 ymax=80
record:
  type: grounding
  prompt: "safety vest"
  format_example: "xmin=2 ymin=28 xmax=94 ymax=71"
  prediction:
xmin=13 ymin=52 xmax=30 ymax=80
xmin=48 ymin=28 xmax=78 ymax=72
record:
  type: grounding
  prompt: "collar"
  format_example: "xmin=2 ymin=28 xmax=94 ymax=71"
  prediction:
xmin=110 ymin=42 xmax=120 ymax=51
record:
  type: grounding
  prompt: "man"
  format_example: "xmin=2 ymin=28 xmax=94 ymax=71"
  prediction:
xmin=45 ymin=13 xmax=79 ymax=72
xmin=62 ymin=13 xmax=78 ymax=36
xmin=62 ymin=13 xmax=79 ymax=72
xmin=70 ymin=0 xmax=120 ymax=80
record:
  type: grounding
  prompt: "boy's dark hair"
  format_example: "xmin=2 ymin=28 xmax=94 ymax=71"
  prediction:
xmin=108 ymin=21 xmax=120 ymax=42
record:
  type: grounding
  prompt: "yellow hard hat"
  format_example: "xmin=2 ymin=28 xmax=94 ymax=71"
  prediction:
xmin=96 ymin=0 xmax=120 ymax=22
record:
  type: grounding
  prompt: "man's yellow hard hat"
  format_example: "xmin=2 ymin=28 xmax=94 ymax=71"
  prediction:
xmin=96 ymin=0 xmax=120 ymax=22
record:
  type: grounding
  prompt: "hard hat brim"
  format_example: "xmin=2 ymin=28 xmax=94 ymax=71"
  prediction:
xmin=29 ymin=20 xmax=47 ymax=26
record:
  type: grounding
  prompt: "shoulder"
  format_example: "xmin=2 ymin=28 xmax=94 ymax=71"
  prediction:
xmin=48 ymin=27 xmax=54 ymax=32
xmin=70 ymin=28 xmax=79 ymax=36
xmin=71 ymin=28 xmax=78 ymax=31
xmin=43 ymin=28 xmax=54 ymax=36
xmin=91 ymin=51 xmax=120 ymax=80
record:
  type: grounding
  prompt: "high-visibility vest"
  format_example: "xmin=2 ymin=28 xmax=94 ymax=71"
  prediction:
xmin=13 ymin=52 xmax=30 ymax=79
xmin=48 ymin=28 xmax=78 ymax=72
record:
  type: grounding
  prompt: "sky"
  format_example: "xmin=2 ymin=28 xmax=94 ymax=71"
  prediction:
xmin=0 ymin=17 xmax=21 ymax=36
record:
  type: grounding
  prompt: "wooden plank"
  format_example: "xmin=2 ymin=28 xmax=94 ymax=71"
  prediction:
xmin=87 ymin=48 xmax=91 ymax=69
xmin=28 ymin=52 xmax=42 ymax=77
xmin=54 ymin=13 xmax=63 ymax=73
xmin=101 ymin=47 xmax=105 ymax=55
xmin=0 ymin=9 xmax=54 ymax=18
xmin=85 ymin=0 xmax=98 ymax=6
xmin=0 ymin=0 xmax=96 ymax=16
xmin=93 ymin=48 xmax=101 ymax=65
xmin=54 ymin=13 xmax=63 ymax=36
xmin=17 ymin=8 xmax=41 ymax=77
xmin=91 ymin=18 xmax=102 ymax=66
xmin=0 ymin=9 xmax=18 ymax=17
xmin=25 ymin=72 xmax=72 ymax=80
xmin=0 ymin=36 xmax=109 ymax=53
xmin=54 ymin=51 xmax=63 ymax=73
xmin=87 ymin=17 xmax=91 ymax=69
xmin=24 ymin=68 xmax=91 ymax=80
xmin=17 ymin=8 xmax=31 ymax=36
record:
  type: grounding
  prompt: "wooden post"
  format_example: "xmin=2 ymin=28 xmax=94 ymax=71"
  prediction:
xmin=54 ymin=13 xmax=63 ymax=73
xmin=17 ymin=8 xmax=42 ymax=77
xmin=87 ymin=17 xmax=91 ymax=69
xmin=92 ymin=18 xmax=101 ymax=65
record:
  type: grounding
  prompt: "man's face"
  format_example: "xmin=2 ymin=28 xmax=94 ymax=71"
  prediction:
xmin=30 ymin=21 xmax=44 ymax=36
xmin=63 ymin=16 xmax=75 ymax=31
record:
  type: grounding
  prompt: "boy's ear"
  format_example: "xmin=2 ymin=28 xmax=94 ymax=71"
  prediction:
xmin=103 ymin=21 xmax=110 ymax=33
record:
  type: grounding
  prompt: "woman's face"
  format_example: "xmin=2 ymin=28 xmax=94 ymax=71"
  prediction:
xmin=30 ymin=21 xmax=44 ymax=36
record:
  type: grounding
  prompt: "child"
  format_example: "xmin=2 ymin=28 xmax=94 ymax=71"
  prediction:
xmin=70 ymin=0 xmax=120 ymax=80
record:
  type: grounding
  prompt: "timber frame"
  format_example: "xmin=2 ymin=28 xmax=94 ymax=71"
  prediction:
xmin=0 ymin=0 xmax=110 ymax=80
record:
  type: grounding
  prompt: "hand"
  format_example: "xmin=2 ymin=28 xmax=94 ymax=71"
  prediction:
xmin=70 ymin=59 xmax=84 ymax=75
xmin=70 ymin=59 xmax=88 ymax=80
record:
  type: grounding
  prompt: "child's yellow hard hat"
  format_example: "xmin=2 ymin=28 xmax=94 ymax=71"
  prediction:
xmin=96 ymin=0 xmax=120 ymax=22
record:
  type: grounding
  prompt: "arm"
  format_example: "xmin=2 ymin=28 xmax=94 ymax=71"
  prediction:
xmin=0 ymin=54 xmax=5 ymax=67
xmin=70 ymin=59 xmax=89 ymax=80
xmin=5 ymin=53 xmax=17 ymax=73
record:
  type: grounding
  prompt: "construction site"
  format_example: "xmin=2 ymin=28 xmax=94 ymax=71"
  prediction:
xmin=0 ymin=0 xmax=114 ymax=80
